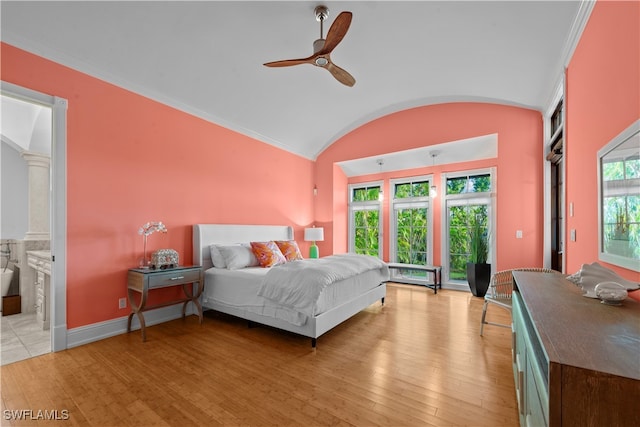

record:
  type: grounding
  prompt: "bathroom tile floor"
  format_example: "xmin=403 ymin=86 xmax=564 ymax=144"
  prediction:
xmin=0 ymin=312 xmax=50 ymax=366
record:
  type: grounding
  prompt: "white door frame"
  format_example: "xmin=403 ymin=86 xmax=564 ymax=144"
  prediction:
xmin=1 ymin=81 xmax=67 ymax=351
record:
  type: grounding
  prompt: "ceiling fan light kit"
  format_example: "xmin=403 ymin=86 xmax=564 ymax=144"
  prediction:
xmin=264 ymin=5 xmax=356 ymax=87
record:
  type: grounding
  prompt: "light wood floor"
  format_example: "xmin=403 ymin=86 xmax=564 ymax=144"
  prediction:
xmin=1 ymin=284 xmax=518 ymax=426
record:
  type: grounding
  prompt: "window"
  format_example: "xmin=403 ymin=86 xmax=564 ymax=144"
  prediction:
xmin=601 ymin=139 xmax=640 ymax=261
xmin=444 ymin=170 xmax=494 ymax=284
xmin=349 ymin=183 xmax=382 ymax=257
xmin=389 ymin=177 xmax=433 ymax=283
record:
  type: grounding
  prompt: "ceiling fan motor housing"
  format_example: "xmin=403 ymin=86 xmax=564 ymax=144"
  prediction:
xmin=315 ymin=5 xmax=329 ymax=22
xmin=313 ymin=39 xmax=329 ymax=66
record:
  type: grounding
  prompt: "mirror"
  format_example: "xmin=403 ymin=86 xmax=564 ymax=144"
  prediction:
xmin=598 ymin=120 xmax=640 ymax=271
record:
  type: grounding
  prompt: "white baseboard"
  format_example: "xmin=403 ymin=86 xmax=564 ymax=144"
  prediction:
xmin=51 ymin=323 xmax=68 ymax=352
xmin=66 ymin=303 xmax=198 ymax=349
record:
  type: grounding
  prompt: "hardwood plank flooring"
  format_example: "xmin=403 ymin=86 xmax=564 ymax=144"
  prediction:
xmin=1 ymin=284 xmax=518 ymax=426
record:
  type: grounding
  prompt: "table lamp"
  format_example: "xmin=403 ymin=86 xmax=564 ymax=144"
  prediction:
xmin=304 ymin=227 xmax=324 ymax=259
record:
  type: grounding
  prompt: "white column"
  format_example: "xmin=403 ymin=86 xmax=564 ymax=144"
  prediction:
xmin=21 ymin=151 xmax=50 ymax=241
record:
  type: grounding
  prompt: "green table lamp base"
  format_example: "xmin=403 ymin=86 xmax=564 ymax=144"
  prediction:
xmin=309 ymin=243 xmax=319 ymax=259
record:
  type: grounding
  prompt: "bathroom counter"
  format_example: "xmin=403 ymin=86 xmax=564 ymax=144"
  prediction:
xmin=27 ymin=251 xmax=51 ymax=274
xmin=26 ymin=250 xmax=51 ymax=330
xmin=27 ymin=250 xmax=51 ymax=261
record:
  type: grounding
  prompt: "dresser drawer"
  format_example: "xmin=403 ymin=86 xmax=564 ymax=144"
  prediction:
xmin=147 ymin=268 xmax=201 ymax=289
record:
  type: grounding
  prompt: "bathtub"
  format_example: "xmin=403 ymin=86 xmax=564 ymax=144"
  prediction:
xmin=1 ymin=269 xmax=13 ymax=296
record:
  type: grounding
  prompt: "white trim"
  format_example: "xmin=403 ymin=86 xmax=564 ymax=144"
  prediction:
xmin=541 ymin=1 xmax=595 ymax=112
xmin=1 ymin=81 xmax=68 ymax=352
xmin=51 ymin=96 xmax=68 ymax=351
xmin=67 ymin=304 xmax=199 ymax=348
xmin=542 ymin=80 xmax=566 ymax=271
xmin=561 ymin=1 xmax=596 ymax=68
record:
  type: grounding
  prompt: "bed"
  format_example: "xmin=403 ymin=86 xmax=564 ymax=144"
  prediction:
xmin=192 ymin=224 xmax=388 ymax=347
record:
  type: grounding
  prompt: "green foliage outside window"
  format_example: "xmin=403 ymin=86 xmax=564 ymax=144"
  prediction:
xmin=352 ymin=185 xmax=382 ymax=256
xmin=353 ymin=186 xmax=381 ymax=202
xmin=602 ymin=157 xmax=640 ymax=259
xmin=447 ymin=174 xmax=490 ymax=195
xmin=446 ymin=173 xmax=491 ymax=281
xmin=449 ymin=204 xmax=488 ymax=280
xmin=396 ymin=207 xmax=428 ymax=265
xmin=395 ymin=181 xmax=429 ymax=198
xmin=354 ymin=210 xmax=379 ymax=256
xmin=394 ymin=180 xmax=429 ymax=279
xmin=603 ymin=157 xmax=640 ymax=181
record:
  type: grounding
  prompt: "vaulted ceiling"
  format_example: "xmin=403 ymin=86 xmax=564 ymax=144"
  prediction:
xmin=1 ymin=1 xmax=586 ymax=166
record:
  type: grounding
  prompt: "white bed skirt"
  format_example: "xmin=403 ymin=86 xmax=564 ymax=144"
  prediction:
xmin=204 ymin=283 xmax=386 ymax=340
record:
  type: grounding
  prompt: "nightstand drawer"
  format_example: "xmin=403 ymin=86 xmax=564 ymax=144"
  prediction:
xmin=147 ymin=268 xmax=201 ymax=289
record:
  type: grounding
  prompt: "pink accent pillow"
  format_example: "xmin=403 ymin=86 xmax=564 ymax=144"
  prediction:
xmin=250 ymin=241 xmax=287 ymax=268
xmin=274 ymin=240 xmax=303 ymax=262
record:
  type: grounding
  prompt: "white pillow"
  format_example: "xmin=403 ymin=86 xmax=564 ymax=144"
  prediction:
xmin=209 ymin=244 xmax=234 ymax=268
xmin=217 ymin=244 xmax=259 ymax=270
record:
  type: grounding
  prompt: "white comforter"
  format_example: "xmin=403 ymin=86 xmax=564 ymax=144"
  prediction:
xmin=257 ymin=253 xmax=389 ymax=317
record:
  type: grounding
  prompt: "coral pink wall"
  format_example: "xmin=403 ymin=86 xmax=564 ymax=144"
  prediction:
xmin=1 ymin=43 xmax=315 ymax=328
xmin=316 ymin=103 xmax=544 ymax=271
xmin=330 ymin=165 xmax=348 ymax=254
xmin=565 ymin=0 xmax=640 ymax=291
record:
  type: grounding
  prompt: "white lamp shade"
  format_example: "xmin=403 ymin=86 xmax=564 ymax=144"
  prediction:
xmin=304 ymin=227 xmax=324 ymax=242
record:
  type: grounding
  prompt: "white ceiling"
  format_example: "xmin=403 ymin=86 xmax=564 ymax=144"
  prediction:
xmin=1 ymin=1 xmax=585 ymax=170
xmin=337 ymin=133 xmax=497 ymax=176
xmin=1 ymin=95 xmax=52 ymax=155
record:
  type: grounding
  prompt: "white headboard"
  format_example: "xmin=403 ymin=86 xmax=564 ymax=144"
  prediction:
xmin=192 ymin=224 xmax=294 ymax=270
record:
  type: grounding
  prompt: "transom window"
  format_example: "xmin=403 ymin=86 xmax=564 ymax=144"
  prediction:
xmin=352 ymin=185 xmax=382 ymax=202
xmin=446 ymin=173 xmax=491 ymax=195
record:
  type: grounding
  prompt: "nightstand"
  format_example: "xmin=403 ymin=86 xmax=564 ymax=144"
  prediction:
xmin=127 ymin=265 xmax=203 ymax=341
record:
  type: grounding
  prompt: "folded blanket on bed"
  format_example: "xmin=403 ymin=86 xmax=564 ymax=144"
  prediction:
xmin=257 ymin=253 xmax=389 ymax=317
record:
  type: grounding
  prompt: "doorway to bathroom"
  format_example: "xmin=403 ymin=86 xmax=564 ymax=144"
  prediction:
xmin=1 ymin=81 xmax=68 ymax=364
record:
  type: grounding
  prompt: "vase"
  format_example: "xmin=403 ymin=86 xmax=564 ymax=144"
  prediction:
xmin=467 ymin=262 xmax=491 ymax=297
xmin=139 ymin=234 xmax=150 ymax=268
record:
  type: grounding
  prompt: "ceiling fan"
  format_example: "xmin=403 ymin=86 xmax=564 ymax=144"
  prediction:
xmin=264 ymin=5 xmax=356 ymax=87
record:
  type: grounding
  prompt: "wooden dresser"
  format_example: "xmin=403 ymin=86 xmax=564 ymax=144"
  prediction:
xmin=512 ymin=271 xmax=639 ymax=427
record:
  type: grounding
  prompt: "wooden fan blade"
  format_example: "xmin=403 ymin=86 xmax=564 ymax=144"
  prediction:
xmin=318 ymin=11 xmax=352 ymax=55
xmin=326 ymin=61 xmax=356 ymax=87
xmin=264 ymin=57 xmax=314 ymax=67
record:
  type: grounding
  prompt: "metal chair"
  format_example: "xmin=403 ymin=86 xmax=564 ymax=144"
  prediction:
xmin=480 ymin=268 xmax=555 ymax=336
